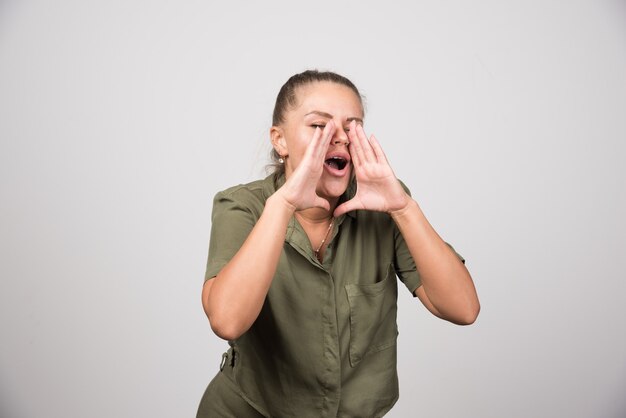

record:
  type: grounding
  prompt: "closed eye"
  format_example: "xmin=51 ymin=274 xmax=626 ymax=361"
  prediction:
xmin=311 ymin=124 xmax=352 ymax=133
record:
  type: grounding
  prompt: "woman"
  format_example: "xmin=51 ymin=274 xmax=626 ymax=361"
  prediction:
xmin=198 ymin=70 xmax=480 ymax=417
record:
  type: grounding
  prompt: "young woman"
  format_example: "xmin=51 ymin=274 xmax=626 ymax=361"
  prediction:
xmin=197 ymin=70 xmax=480 ymax=417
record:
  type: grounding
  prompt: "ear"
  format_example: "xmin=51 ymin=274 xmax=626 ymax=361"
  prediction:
xmin=270 ymin=126 xmax=288 ymax=157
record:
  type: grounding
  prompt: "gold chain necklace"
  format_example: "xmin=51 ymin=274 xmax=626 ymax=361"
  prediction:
xmin=314 ymin=219 xmax=334 ymax=262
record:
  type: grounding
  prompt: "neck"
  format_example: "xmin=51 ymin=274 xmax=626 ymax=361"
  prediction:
xmin=295 ymin=207 xmax=333 ymax=224
xmin=295 ymin=198 xmax=339 ymax=224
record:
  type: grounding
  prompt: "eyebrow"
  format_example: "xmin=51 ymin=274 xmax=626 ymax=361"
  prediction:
xmin=304 ymin=110 xmax=363 ymax=124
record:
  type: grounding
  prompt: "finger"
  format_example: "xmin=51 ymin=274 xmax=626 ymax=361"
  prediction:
xmin=356 ymin=124 xmax=377 ymax=162
xmin=347 ymin=121 xmax=361 ymax=167
xmin=301 ymin=122 xmax=334 ymax=171
xmin=319 ymin=120 xmax=336 ymax=157
xmin=348 ymin=141 xmax=361 ymax=170
xmin=348 ymin=122 xmax=366 ymax=165
xmin=368 ymin=134 xmax=389 ymax=164
xmin=333 ymin=198 xmax=361 ymax=217
xmin=310 ymin=120 xmax=335 ymax=162
xmin=302 ymin=126 xmax=323 ymax=160
xmin=347 ymin=120 xmax=359 ymax=144
xmin=314 ymin=196 xmax=331 ymax=211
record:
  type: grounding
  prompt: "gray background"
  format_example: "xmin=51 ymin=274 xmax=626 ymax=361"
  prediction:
xmin=1 ymin=1 xmax=625 ymax=417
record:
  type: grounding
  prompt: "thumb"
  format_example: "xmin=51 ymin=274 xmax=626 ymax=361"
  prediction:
xmin=314 ymin=197 xmax=331 ymax=212
xmin=333 ymin=198 xmax=361 ymax=217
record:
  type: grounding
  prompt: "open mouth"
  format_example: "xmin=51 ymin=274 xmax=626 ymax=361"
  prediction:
xmin=324 ymin=156 xmax=348 ymax=171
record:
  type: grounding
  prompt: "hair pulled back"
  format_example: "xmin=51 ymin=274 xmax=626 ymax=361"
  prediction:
xmin=270 ymin=70 xmax=364 ymax=175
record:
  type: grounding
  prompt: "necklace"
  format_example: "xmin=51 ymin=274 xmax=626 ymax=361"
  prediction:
xmin=314 ymin=218 xmax=334 ymax=262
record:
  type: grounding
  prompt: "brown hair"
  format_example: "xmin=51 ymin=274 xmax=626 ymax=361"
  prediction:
xmin=269 ymin=70 xmax=364 ymax=176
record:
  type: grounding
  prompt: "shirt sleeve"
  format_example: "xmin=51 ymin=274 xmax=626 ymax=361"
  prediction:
xmin=204 ymin=190 xmax=258 ymax=282
xmin=392 ymin=180 xmax=465 ymax=295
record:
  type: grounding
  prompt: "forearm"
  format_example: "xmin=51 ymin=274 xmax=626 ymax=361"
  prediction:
xmin=205 ymin=194 xmax=295 ymax=340
xmin=391 ymin=199 xmax=480 ymax=324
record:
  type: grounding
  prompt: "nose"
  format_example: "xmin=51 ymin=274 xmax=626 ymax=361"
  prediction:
xmin=332 ymin=125 xmax=349 ymax=146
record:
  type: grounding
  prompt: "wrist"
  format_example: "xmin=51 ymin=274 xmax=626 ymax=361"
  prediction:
xmin=267 ymin=192 xmax=297 ymax=216
xmin=389 ymin=198 xmax=419 ymax=220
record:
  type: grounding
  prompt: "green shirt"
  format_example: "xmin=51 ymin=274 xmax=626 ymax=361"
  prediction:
xmin=205 ymin=174 xmax=463 ymax=417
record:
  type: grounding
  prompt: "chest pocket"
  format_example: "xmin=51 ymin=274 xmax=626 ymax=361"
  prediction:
xmin=345 ymin=264 xmax=398 ymax=367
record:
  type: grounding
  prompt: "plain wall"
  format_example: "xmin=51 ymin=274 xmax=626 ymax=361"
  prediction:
xmin=1 ymin=1 xmax=625 ymax=417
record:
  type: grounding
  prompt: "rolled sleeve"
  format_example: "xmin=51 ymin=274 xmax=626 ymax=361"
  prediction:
xmin=393 ymin=225 xmax=422 ymax=294
xmin=392 ymin=180 xmax=465 ymax=295
xmin=204 ymin=191 xmax=257 ymax=282
xmin=394 ymin=233 xmax=466 ymax=296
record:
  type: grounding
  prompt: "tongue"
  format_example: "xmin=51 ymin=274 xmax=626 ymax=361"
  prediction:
xmin=326 ymin=160 xmax=340 ymax=169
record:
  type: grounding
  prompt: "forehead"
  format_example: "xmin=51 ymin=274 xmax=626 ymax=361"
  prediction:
xmin=291 ymin=81 xmax=363 ymax=119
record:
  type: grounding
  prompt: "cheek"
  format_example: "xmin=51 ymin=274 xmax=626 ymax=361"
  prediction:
xmin=289 ymin=131 xmax=313 ymax=155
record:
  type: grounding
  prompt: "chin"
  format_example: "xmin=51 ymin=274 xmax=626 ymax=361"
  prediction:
xmin=317 ymin=174 xmax=351 ymax=200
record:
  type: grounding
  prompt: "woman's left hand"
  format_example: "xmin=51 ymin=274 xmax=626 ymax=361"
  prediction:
xmin=334 ymin=121 xmax=412 ymax=217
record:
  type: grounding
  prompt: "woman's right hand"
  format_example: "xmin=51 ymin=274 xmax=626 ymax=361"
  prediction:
xmin=273 ymin=120 xmax=336 ymax=212
xmin=205 ymin=121 xmax=337 ymax=340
